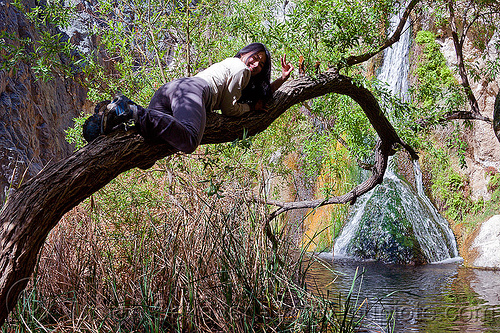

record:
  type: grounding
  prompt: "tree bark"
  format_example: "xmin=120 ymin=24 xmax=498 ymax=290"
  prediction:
xmin=344 ymin=0 xmax=419 ymax=67
xmin=0 ymin=69 xmax=413 ymax=326
xmin=447 ymin=1 xmax=489 ymax=122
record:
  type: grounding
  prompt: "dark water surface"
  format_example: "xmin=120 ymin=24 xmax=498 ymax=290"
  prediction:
xmin=306 ymin=255 xmax=500 ymax=332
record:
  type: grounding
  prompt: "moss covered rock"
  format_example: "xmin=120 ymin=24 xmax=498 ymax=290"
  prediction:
xmin=335 ymin=169 xmax=458 ymax=265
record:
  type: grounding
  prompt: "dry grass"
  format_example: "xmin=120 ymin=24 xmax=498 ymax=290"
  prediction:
xmin=3 ymin=152 xmax=362 ymax=332
xmin=2 ymin=162 xmax=314 ymax=332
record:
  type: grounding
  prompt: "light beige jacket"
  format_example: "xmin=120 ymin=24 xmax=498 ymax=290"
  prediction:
xmin=195 ymin=57 xmax=251 ymax=116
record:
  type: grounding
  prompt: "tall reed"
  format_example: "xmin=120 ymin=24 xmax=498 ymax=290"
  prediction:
xmin=3 ymin=156 xmax=364 ymax=332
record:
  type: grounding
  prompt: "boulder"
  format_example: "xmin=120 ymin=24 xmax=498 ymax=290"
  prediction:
xmin=470 ymin=215 xmax=500 ymax=269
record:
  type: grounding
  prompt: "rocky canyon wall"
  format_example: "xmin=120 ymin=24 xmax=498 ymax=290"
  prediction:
xmin=0 ymin=0 xmax=88 ymax=204
xmin=414 ymin=16 xmax=500 ymax=202
xmin=440 ymin=34 xmax=500 ymax=201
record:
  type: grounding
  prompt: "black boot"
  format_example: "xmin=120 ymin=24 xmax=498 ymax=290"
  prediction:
xmin=101 ymin=93 xmax=138 ymax=134
xmin=83 ymin=101 xmax=108 ymax=143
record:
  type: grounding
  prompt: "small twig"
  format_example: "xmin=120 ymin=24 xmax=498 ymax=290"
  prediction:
xmin=149 ymin=29 xmax=167 ymax=85
xmin=344 ymin=0 xmax=419 ymax=67
xmin=263 ymin=139 xmax=392 ymax=223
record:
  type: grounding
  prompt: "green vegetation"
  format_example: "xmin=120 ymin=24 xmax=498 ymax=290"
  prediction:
xmin=422 ymin=140 xmax=500 ymax=233
xmin=424 ymin=143 xmax=473 ymax=223
xmin=413 ymin=30 xmax=463 ymax=113
xmin=3 ymin=0 xmax=500 ymax=330
xmin=1 ymin=0 xmax=79 ymax=81
xmin=65 ymin=112 xmax=89 ymax=150
xmin=460 ymin=172 xmax=500 ymax=231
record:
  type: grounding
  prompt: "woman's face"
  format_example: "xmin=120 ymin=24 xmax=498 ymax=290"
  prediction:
xmin=241 ymin=51 xmax=266 ymax=76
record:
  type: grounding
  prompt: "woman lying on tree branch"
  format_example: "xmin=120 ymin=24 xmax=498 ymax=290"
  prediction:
xmin=84 ymin=43 xmax=294 ymax=153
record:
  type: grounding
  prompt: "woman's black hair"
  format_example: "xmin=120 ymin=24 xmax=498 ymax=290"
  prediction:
xmin=235 ymin=43 xmax=272 ymax=106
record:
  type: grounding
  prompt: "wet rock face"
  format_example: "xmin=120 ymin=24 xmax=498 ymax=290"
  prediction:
xmin=335 ymin=170 xmax=459 ymax=265
xmin=0 ymin=1 xmax=88 ymax=203
xmin=339 ymin=178 xmax=428 ymax=265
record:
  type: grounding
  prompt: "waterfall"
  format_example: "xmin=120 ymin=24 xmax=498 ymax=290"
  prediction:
xmin=412 ymin=160 xmax=459 ymax=259
xmin=333 ymin=7 xmax=459 ymax=264
xmin=376 ymin=9 xmax=411 ymax=103
xmin=334 ymin=160 xmax=458 ymax=263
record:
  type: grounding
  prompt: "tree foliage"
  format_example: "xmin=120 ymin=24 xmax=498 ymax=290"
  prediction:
xmin=0 ymin=0 xmax=78 ymax=81
xmin=2 ymin=0 xmax=500 ymax=329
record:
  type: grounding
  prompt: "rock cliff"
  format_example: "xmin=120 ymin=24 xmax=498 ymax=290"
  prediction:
xmin=417 ymin=25 xmax=500 ymax=268
xmin=438 ymin=34 xmax=500 ymax=201
xmin=0 ymin=1 xmax=88 ymax=204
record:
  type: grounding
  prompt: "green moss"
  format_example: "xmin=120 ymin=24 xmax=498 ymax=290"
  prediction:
xmin=425 ymin=146 xmax=472 ymax=224
xmin=413 ymin=30 xmax=465 ymax=119
xmin=346 ymin=179 xmax=428 ymax=264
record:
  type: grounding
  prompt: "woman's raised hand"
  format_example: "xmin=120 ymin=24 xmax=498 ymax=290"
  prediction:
xmin=271 ymin=54 xmax=294 ymax=92
xmin=280 ymin=54 xmax=294 ymax=81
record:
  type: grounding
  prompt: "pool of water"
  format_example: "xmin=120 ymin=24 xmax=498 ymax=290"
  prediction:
xmin=306 ymin=254 xmax=500 ymax=332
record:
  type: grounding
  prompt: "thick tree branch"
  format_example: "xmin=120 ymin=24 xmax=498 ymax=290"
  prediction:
xmin=344 ymin=0 xmax=419 ymax=67
xmin=442 ymin=111 xmax=489 ymax=122
xmin=415 ymin=110 xmax=492 ymax=129
xmin=448 ymin=1 xmax=483 ymax=118
xmin=0 ymin=69 xmax=414 ymax=326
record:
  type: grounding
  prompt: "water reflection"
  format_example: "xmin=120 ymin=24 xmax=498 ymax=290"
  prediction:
xmin=306 ymin=254 xmax=500 ymax=332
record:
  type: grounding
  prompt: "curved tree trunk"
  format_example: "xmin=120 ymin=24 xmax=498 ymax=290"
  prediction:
xmin=0 ymin=69 xmax=413 ymax=326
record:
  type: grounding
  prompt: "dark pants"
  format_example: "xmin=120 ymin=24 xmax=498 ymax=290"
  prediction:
xmin=136 ymin=77 xmax=211 ymax=154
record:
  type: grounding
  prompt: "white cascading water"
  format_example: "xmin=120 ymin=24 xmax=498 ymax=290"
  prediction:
xmin=376 ymin=9 xmax=411 ymax=104
xmin=334 ymin=7 xmax=459 ymax=263
xmin=412 ymin=160 xmax=459 ymax=260
xmin=333 ymin=189 xmax=372 ymax=256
